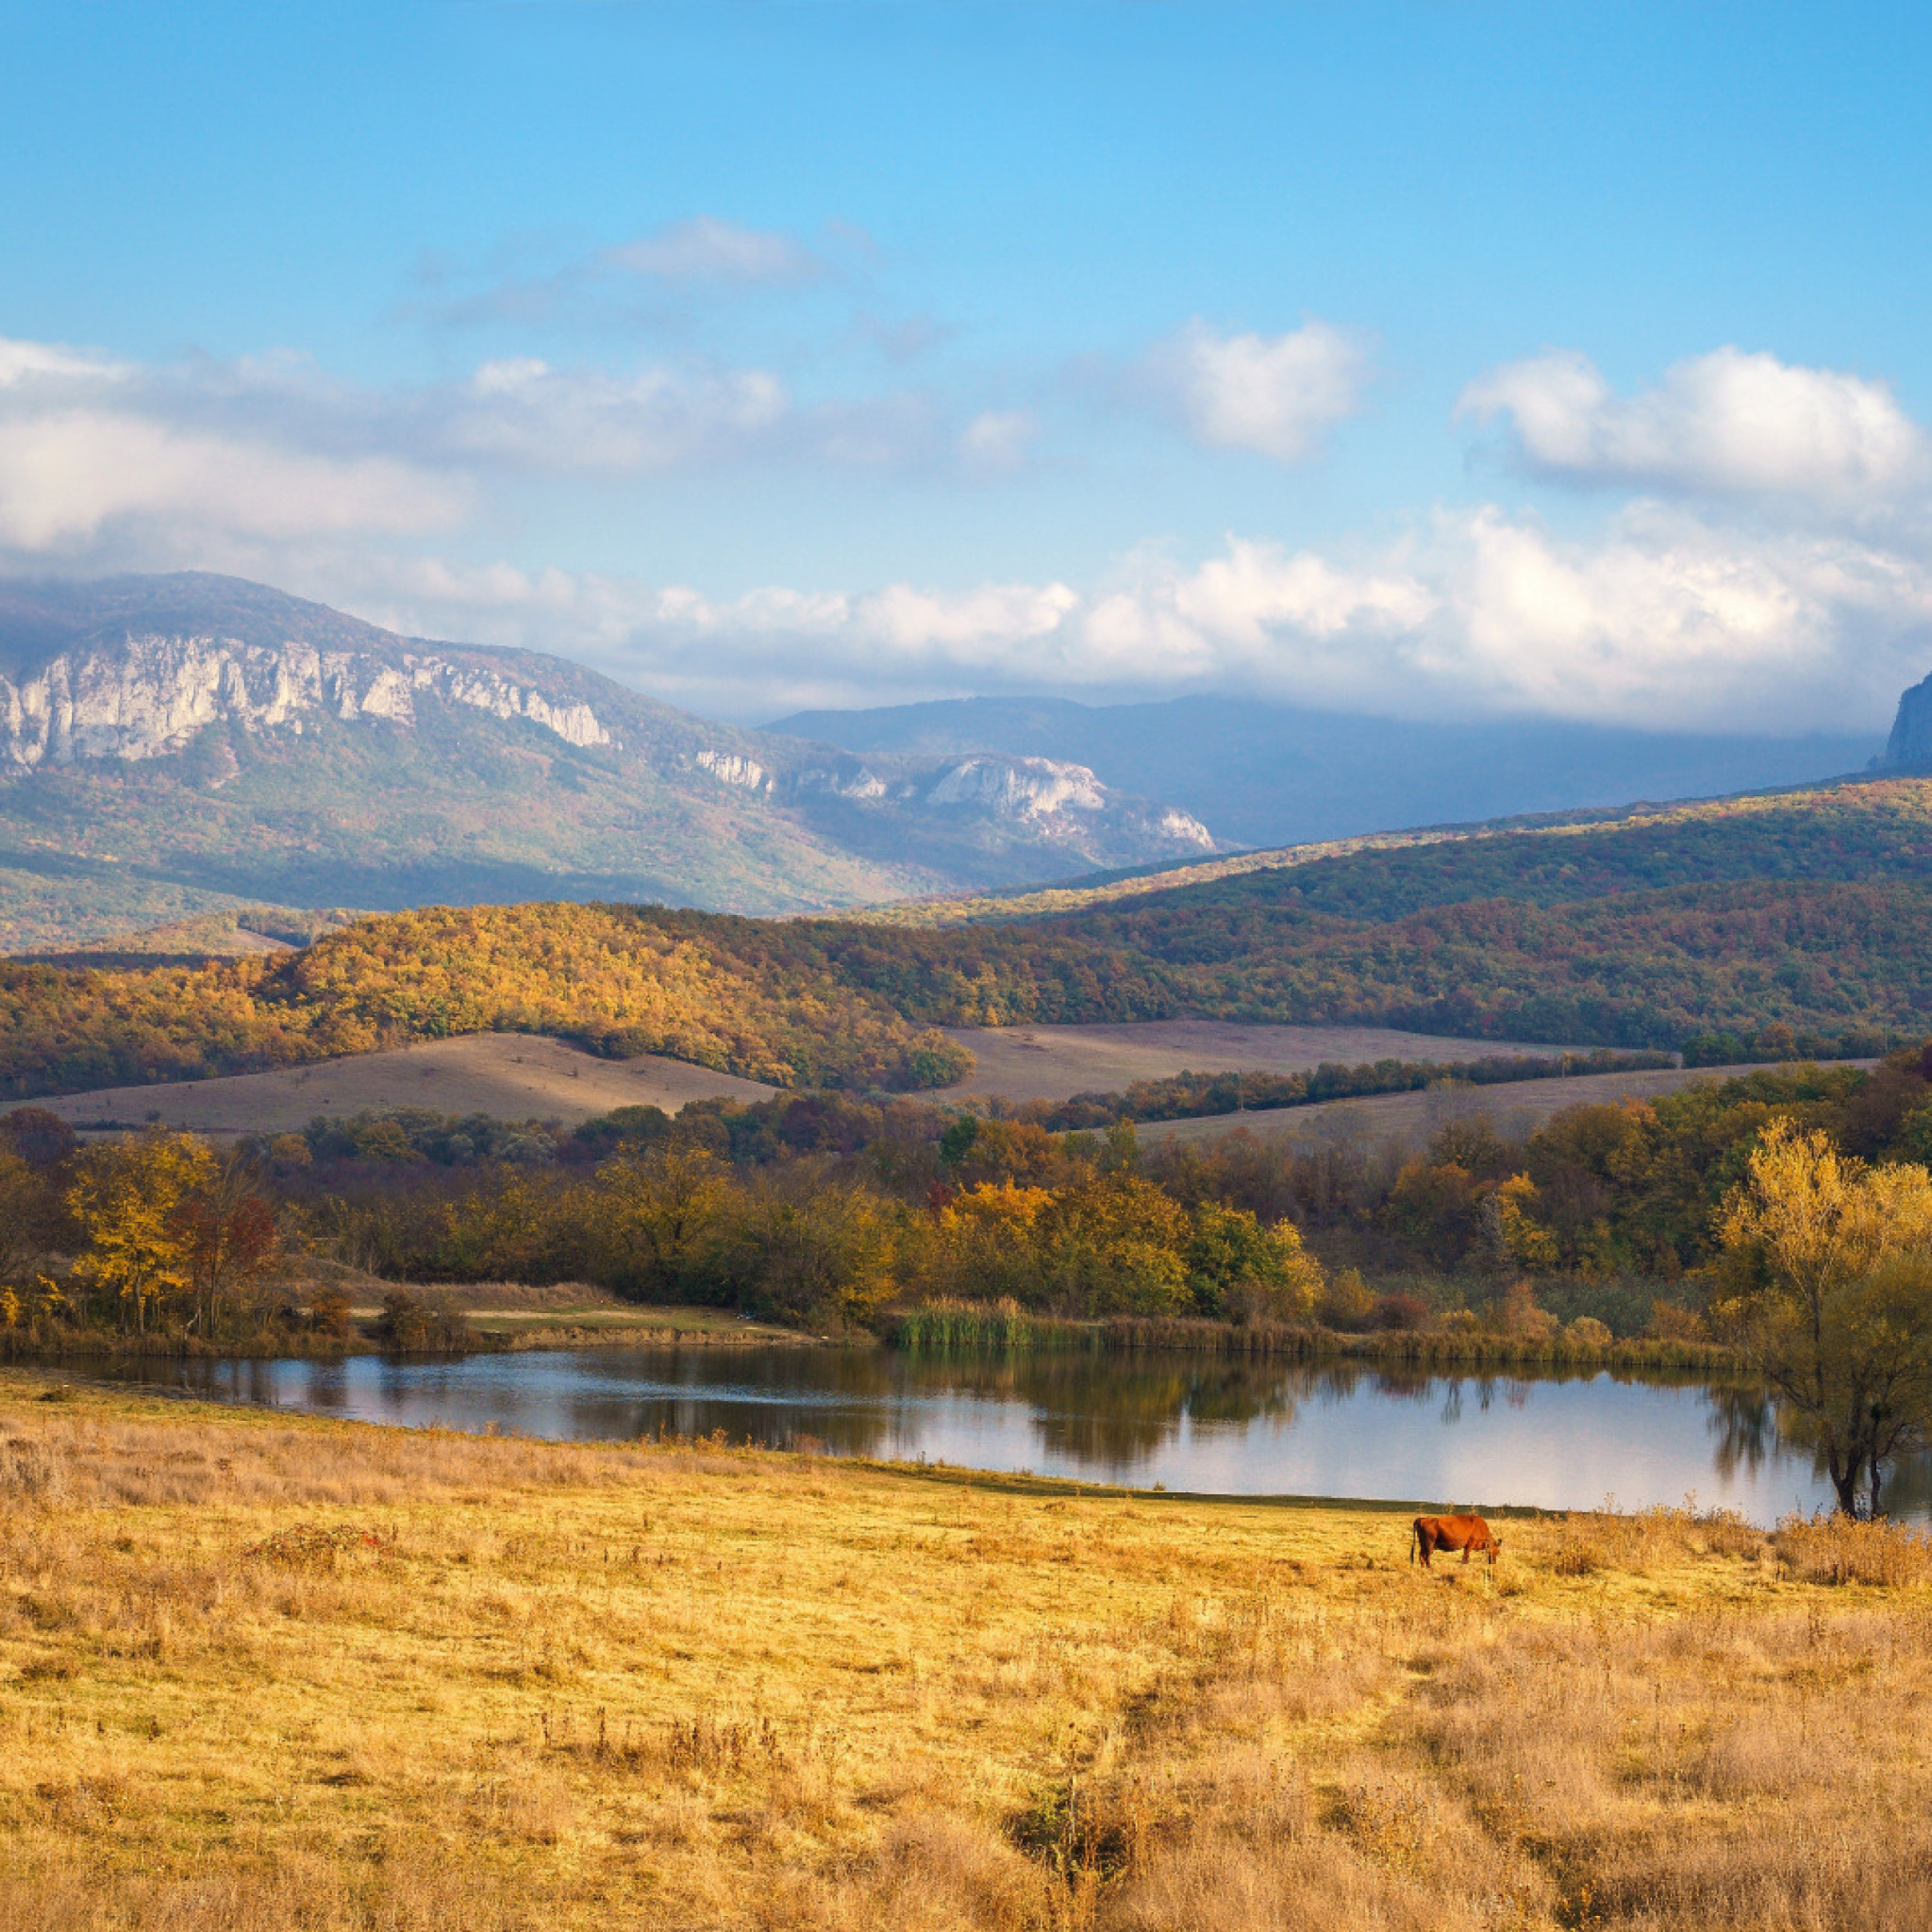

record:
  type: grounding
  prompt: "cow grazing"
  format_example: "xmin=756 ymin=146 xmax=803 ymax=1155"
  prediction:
xmin=1410 ymin=1514 xmax=1501 ymax=1570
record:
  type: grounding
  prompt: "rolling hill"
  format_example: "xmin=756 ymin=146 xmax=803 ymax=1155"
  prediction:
xmin=5 ymin=769 xmax=1932 ymax=1105
xmin=0 ymin=575 xmax=1213 ymax=949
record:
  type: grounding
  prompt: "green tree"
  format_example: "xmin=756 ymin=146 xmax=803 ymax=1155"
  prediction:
xmin=1183 ymin=1201 xmax=1324 ymax=1319
xmin=722 ymin=1182 xmax=899 ymax=1326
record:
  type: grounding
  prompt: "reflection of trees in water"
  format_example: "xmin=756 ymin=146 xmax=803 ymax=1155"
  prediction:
xmin=1707 ymin=1378 xmax=1932 ymax=1521
xmin=106 ymin=1344 xmax=1932 ymax=1521
xmin=1012 ymin=1355 xmax=1301 ymax=1466
xmin=1706 ymin=1384 xmax=1778 ymax=1481
xmin=602 ymin=1345 xmax=908 ymax=1457
xmin=1424 ymin=1376 xmax=1527 ymax=1425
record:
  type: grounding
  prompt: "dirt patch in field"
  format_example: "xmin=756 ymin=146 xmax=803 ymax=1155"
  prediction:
xmin=934 ymin=1019 xmax=1587 ymax=1106
xmin=18 ymin=1032 xmax=778 ymax=1138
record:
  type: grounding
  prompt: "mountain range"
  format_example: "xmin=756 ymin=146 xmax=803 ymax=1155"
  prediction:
xmin=769 ymin=694 xmax=1885 ymax=850
xmin=0 ymin=575 xmax=1211 ymax=950
xmin=3 ymin=571 xmax=1922 ymax=960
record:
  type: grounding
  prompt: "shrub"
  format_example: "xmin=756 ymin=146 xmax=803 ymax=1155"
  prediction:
xmin=1644 ymin=1299 xmax=1708 ymax=1342
xmin=375 ymin=1291 xmax=471 ymax=1354
xmin=1318 ymin=1268 xmax=1376 ymax=1332
xmin=1563 ymin=1316 xmax=1613 ymax=1349
xmin=308 ymin=1289 xmax=355 ymax=1341
xmin=1486 ymin=1280 xmax=1557 ymax=1341
xmin=1774 ymin=1512 xmax=1932 ymax=1587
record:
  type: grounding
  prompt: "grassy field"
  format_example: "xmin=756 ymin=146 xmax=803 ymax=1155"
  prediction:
xmin=932 ymin=1020 xmax=1586 ymax=1107
xmin=28 ymin=1033 xmax=778 ymax=1139
xmin=1132 ymin=1058 xmax=1818 ymax=1152
xmin=4 ymin=1377 xmax=1931 ymax=1931
xmin=409 ymin=1285 xmax=808 ymax=1347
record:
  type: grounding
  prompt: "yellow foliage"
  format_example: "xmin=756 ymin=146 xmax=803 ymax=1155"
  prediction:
xmin=1493 ymin=1174 xmax=1560 ymax=1273
xmin=66 ymin=1132 xmax=215 ymax=1334
xmin=1718 ymin=1119 xmax=1932 ymax=1516
xmin=1721 ymin=1119 xmax=1932 ymax=1299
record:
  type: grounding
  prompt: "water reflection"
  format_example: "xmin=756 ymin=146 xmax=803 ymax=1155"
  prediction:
xmin=58 ymin=1345 xmax=1932 ymax=1526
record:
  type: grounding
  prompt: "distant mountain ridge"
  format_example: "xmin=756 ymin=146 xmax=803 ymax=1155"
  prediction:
xmin=769 ymin=693 xmax=1883 ymax=850
xmin=0 ymin=575 xmax=1213 ymax=950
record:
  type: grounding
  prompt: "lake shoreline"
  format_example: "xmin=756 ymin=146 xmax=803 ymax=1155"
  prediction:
xmin=3 ymin=1319 xmax=1734 ymax=1375
xmin=20 ymin=1335 xmax=1844 ymax=1524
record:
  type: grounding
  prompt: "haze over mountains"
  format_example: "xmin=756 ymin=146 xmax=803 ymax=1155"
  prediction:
xmin=0 ymin=575 xmax=1211 ymax=950
xmin=770 ymin=695 xmax=1887 ymax=851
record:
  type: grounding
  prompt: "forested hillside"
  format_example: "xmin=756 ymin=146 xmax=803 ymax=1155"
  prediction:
xmin=4 ymin=775 xmax=1931 ymax=1103
xmin=0 ymin=903 xmax=1166 ymax=1100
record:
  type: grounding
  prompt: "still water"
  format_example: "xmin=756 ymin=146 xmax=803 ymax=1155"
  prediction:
xmin=68 ymin=1345 xmax=1930 ymax=1525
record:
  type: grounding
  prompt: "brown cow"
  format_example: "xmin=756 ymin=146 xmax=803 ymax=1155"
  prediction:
xmin=1410 ymin=1514 xmax=1501 ymax=1570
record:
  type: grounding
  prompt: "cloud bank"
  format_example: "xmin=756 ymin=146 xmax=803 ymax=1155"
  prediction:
xmin=331 ymin=506 xmax=1932 ymax=734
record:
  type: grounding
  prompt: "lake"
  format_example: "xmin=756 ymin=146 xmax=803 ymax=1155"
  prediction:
xmin=63 ymin=1344 xmax=1928 ymax=1524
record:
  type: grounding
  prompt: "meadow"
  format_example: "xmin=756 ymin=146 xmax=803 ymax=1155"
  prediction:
xmin=31 ymin=1033 xmax=777 ymax=1140
xmin=5 ymin=1375 xmax=1931 ymax=1930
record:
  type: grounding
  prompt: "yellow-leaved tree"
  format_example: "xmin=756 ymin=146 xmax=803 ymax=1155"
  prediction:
xmin=596 ymin=1145 xmax=733 ymax=1302
xmin=67 ymin=1133 xmax=216 ymax=1335
xmin=1716 ymin=1119 xmax=1932 ymax=1517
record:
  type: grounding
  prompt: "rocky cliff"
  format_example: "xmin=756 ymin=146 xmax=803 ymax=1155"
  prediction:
xmin=0 ymin=574 xmax=1213 ymax=948
xmin=1885 ymin=668 xmax=1932 ymax=770
xmin=0 ymin=633 xmax=612 ymax=766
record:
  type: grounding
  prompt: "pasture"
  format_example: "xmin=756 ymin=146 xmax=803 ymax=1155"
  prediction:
xmin=17 ymin=1033 xmax=779 ymax=1139
xmin=3 ymin=1377 xmax=1930 ymax=1929
xmin=1132 ymin=1058 xmax=1828 ymax=1152
xmin=934 ymin=1019 xmax=1587 ymax=1106
xmin=403 ymin=1284 xmax=808 ymax=1347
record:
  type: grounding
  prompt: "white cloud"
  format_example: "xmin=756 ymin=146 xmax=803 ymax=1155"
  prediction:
xmin=602 ymin=216 xmax=824 ymax=286
xmin=0 ymin=337 xmax=126 ymax=387
xmin=0 ymin=340 xmax=467 ymax=553
xmin=0 ymin=410 xmax=465 ymax=551
xmin=440 ymin=358 xmax=791 ymax=473
xmin=1141 ymin=319 xmax=1372 ymax=462
xmin=958 ymin=409 xmax=1036 ymax=473
xmin=0 ymin=334 xmax=979 ymax=559
xmin=1458 ymin=346 xmax=1928 ymax=507
xmin=4 ymin=327 xmax=1927 ymax=737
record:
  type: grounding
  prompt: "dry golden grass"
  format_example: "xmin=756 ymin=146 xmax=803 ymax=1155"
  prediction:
xmin=931 ymin=1021 xmax=1584 ymax=1107
xmin=33 ymin=1032 xmax=776 ymax=1138
xmin=3 ymin=1374 xmax=1931 ymax=1930
xmin=1134 ymin=1060 xmax=1810 ymax=1153
xmin=367 ymin=1283 xmax=804 ymax=1346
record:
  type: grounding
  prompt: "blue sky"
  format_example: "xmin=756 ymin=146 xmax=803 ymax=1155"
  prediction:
xmin=5 ymin=2 xmax=1932 ymax=726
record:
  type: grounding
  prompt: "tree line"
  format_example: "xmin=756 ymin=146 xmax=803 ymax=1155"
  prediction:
xmin=11 ymin=1048 xmax=1932 ymax=1511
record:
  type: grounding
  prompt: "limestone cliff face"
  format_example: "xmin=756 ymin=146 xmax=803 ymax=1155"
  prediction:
xmin=764 ymin=749 xmax=1212 ymax=845
xmin=0 ymin=574 xmax=1220 ymax=931
xmin=0 ymin=633 xmax=610 ymax=768
xmin=1885 ymin=669 xmax=1932 ymax=769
